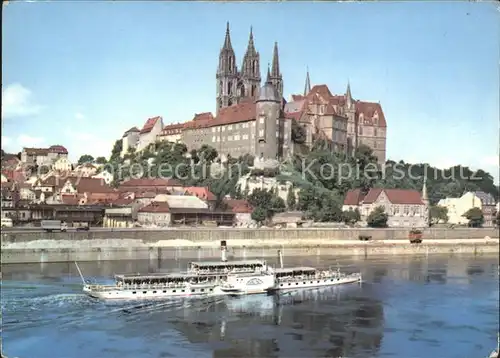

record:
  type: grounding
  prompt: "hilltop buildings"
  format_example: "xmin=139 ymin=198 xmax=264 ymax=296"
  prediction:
xmin=121 ymin=23 xmax=388 ymax=164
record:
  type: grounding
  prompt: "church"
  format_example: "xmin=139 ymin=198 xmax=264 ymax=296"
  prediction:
xmin=122 ymin=23 xmax=388 ymax=164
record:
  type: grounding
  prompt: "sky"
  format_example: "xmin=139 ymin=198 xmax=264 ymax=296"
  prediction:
xmin=2 ymin=1 xmax=499 ymax=182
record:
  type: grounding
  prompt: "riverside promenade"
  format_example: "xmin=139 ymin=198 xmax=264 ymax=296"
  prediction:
xmin=1 ymin=227 xmax=499 ymax=264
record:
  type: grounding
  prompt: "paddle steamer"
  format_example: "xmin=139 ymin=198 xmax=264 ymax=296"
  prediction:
xmin=79 ymin=241 xmax=272 ymax=300
xmin=270 ymin=250 xmax=362 ymax=291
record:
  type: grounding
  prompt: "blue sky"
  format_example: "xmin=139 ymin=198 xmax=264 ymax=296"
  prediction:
xmin=2 ymin=1 xmax=499 ymax=182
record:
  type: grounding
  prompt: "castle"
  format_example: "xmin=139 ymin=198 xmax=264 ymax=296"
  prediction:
xmin=121 ymin=23 xmax=387 ymax=164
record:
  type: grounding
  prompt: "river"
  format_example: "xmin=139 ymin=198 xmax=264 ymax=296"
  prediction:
xmin=1 ymin=253 xmax=499 ymax=358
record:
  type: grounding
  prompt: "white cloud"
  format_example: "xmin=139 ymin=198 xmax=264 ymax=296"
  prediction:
xmin=1 ymin=83 xmax=43 ymax=118
xmin=74 ymin=112 xmax=85 ymax=120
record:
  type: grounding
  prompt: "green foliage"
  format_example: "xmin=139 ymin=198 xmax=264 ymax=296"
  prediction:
xmin=367 ymin=206 xmax=388 ymax=228
xmin=77 ymin=154 xmax=94 ymax=165
xmin=251 ymin=206 xmax=267 ymax=224
xmin=250 ymin=167 xmax=279 ymax=177
xmin=248 ymin=188 xmax=285 ymax=219
xmin=286 ymin=185 xmax=296 ymax=209
xmin=109 ymin=139 xmax=122 ymax=162
xmin=95 ymin=156 xmax=107 ymax=165
xmin=494 ymin=211 xmax=500 ymax=228
xmin=342 ymin=208 xmax=361 ymax=225
xmin=462 ymin=207 xmax=484 ymax=228
xmin=430 ymin=205 xmax=448 ymax=224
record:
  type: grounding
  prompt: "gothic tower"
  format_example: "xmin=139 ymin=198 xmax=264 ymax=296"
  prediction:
xmin=304 ymin=68 xmax=311 ymax=96
xmin=216 ymin=22 xmax=239 ymax=114
xmin=239 ymin=27 xmax=261 ymax=100
xmin=269 ymin=42 xmax=283 ymax=102
xmin=345 ymin=81 xmax=357 ymax=156
xmin=254 ymin=69 xmax=280 ymax=166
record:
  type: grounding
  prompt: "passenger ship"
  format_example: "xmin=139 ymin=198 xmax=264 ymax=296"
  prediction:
xmin=78 ymin=241 xmax=273 ymax=300
xmin=270 ymin=250 xmax=362 ymax=292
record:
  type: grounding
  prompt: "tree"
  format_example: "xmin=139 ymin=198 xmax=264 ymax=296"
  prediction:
xmin=286 ymin=185 xmax=296 ymax=209
xmin=77 ymin=154 xmax=94 ymax=165
xmin=342 ymin=208 xmax=360 ymax=225
xmin=95 ymin=156 xmax=107 ymax=164
xmin=429 ymin=205 xmax=448 ymax=224
xmin=109 ymin=139 xmax=122 ymax=162
xmin=367 ymin=206 xmax=388 ymax=228
xmin=198 ymin=145 xmax=218 ymax=163
xmin=494 ymin=210 xmax=500 ymax=228
xmin=462 ymin=207 xmax=484 ymax=228
xmin=251 ymin=206 xmax=267 ymax=225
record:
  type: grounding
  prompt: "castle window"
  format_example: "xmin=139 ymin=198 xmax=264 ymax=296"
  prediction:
xmin=259 ymin=116 xmax=265 ymax=124
xmin=374 ymin=128 xmax=378 ymax=137
xmin=228 ymin=81 xmax=232 ymax=95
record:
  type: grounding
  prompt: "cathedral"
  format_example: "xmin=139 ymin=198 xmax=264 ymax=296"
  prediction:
xmin=215 ymin=22 xmax=283 ymax=113
xmin=122 ymin=23 xmax=388 ymax=165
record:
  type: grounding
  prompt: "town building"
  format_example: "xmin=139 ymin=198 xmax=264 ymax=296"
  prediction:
xmin=121 ymin=127 xmax=140 ymax=157
xmin=438 ymin=191 xmax=494 ymax=226
xmin=343 ymin=182 xmax=429 ymax=227
xmin=472 ymin=191 xmax=497 ymax=227
xmin=20 ymin=145 xmax=69 ymax=166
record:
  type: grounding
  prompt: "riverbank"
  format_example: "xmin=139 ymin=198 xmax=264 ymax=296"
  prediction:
xmin=1 ymin=236 xmax=498 ymax=264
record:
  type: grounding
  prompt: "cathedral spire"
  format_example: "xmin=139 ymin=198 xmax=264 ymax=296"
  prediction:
xmin=223 ymin=22 xmax=233 ymax=50
xmin=304 ymin=67 xmax=311 ymax=96
xmin=271 ymin=42 xmax=280 ymax=77
xmin=245 ymin=26 xmax=256 ymax=55
xmin=266 ymin=63 xmax=272 ymax=84
xmin=346 ymin=80 xmax=353 ymax=108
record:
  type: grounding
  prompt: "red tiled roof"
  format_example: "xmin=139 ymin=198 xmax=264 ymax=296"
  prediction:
xmin=61 ymin=194 xmax=84 ymax=205
xmin=140 ymin=116 xmax=162 ymax=134
xmin=48 ymin=145 xmax=68 ymax=154
xmin=111 ymin=198 xmax=134 ymax=206
xmin=364 ymin=188 xmax=423 ymax=205
xmin=23 ymin=147 xmax=50 ymax=156
xmin=344 ymin=188 xmax=423 ymax=205
xmin=285 ymin=111 xmax=304 ymax=121
xmin=308 ymin=85 xmax=333 ymax=101
xmin=355 ymin=101 xmax=387 ymax=128
xmin=160 ymin=123 xmax=185 ymax=135
xmin=184 ymin=186 xmax=216 ymax=201
xmin=120 ymin=178 xmax=182 ymax=188
xmin=291 ymin=95 xmax=305 ymax=101
xmin=138 ymin=201 xmax=170 ymax=213
xmin=224 ymin=199 xmax=253 ymax=213
xmin=343 ymin=189 xmax=366 ymax=206
xmin=67 ymin=177 xmax=115 ymax=194
xmin=184 ymin=99 xmax=256 ymax=130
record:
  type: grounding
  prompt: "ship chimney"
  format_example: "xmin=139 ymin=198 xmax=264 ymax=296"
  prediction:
xmin=277 ymin=249 xmax=284 ymax=269
xmin=220 ymin=240 xmax=227 ymax=262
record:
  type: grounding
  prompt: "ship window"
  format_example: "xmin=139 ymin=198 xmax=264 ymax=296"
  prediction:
xmin=143 ymin=291 xmax=147 ymax=294
xmin=317 ymin=281 xmax=320 ymax=283
xmin=163 ymin=290 xmax=166 ymax=293
xmin=288 ymin=283 xmax=291 ymax=286
xmin=153 ymin=290 xmax=157 ymax=293
xmin=210 ymin=288 xmax=213 ymax=291
xmin=310 ymin=281 xmax=313 ymax=284
xmin=303 ymin=282 xmax=306 ymax=284
xmin=280 ymin=284 xmax=283 ymax=287
xmin=296 ymin=283 xmax=299 ymax=285
xmin=182 ymin=290 xmax=185 ymax=292
xmin=173 ymin=290 xmax=176 ymax=293
xmin=133 ymin=291 xmax=136 ymax=294
xmin=191 ymin=289 xmax=195 ymax=293
xmin=330 ymin=279 xmax=333 ymax=282
xmin=201 ymin=289 xmax=205 ymax=292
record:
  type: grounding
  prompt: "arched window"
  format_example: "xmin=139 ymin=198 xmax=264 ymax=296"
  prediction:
xmin=251 ymin=85 xmax=256 ymax=97
xmin=228 ymin=81 xmax=232 ymax=95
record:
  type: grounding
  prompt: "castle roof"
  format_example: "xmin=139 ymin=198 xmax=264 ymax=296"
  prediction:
xmin=123 ymin=127 xmax=139 ymax=137
xmin=140 ymin=116 xmax=162 ymax=134
xmin=344 ymin=188 xmax=424 ymax=206
xmin=184 ymin=98 xmax=256 ymax=130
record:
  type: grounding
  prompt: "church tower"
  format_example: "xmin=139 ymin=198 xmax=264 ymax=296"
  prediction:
xmin=303 ymin=68 xmax=311 ymax=96
xmin=239 ymin=27 xmax=261 ymax=100
xmin=216 ymin=22 xmax=239 ymax=114
xmin=345 ymin=81 xmax=357 ymax=156
xmin=269 ymin=42 xmax=283 ymax=102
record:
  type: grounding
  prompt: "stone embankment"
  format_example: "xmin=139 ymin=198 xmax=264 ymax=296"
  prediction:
xmin=1 ymin=228 xmax=498 ymax=264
